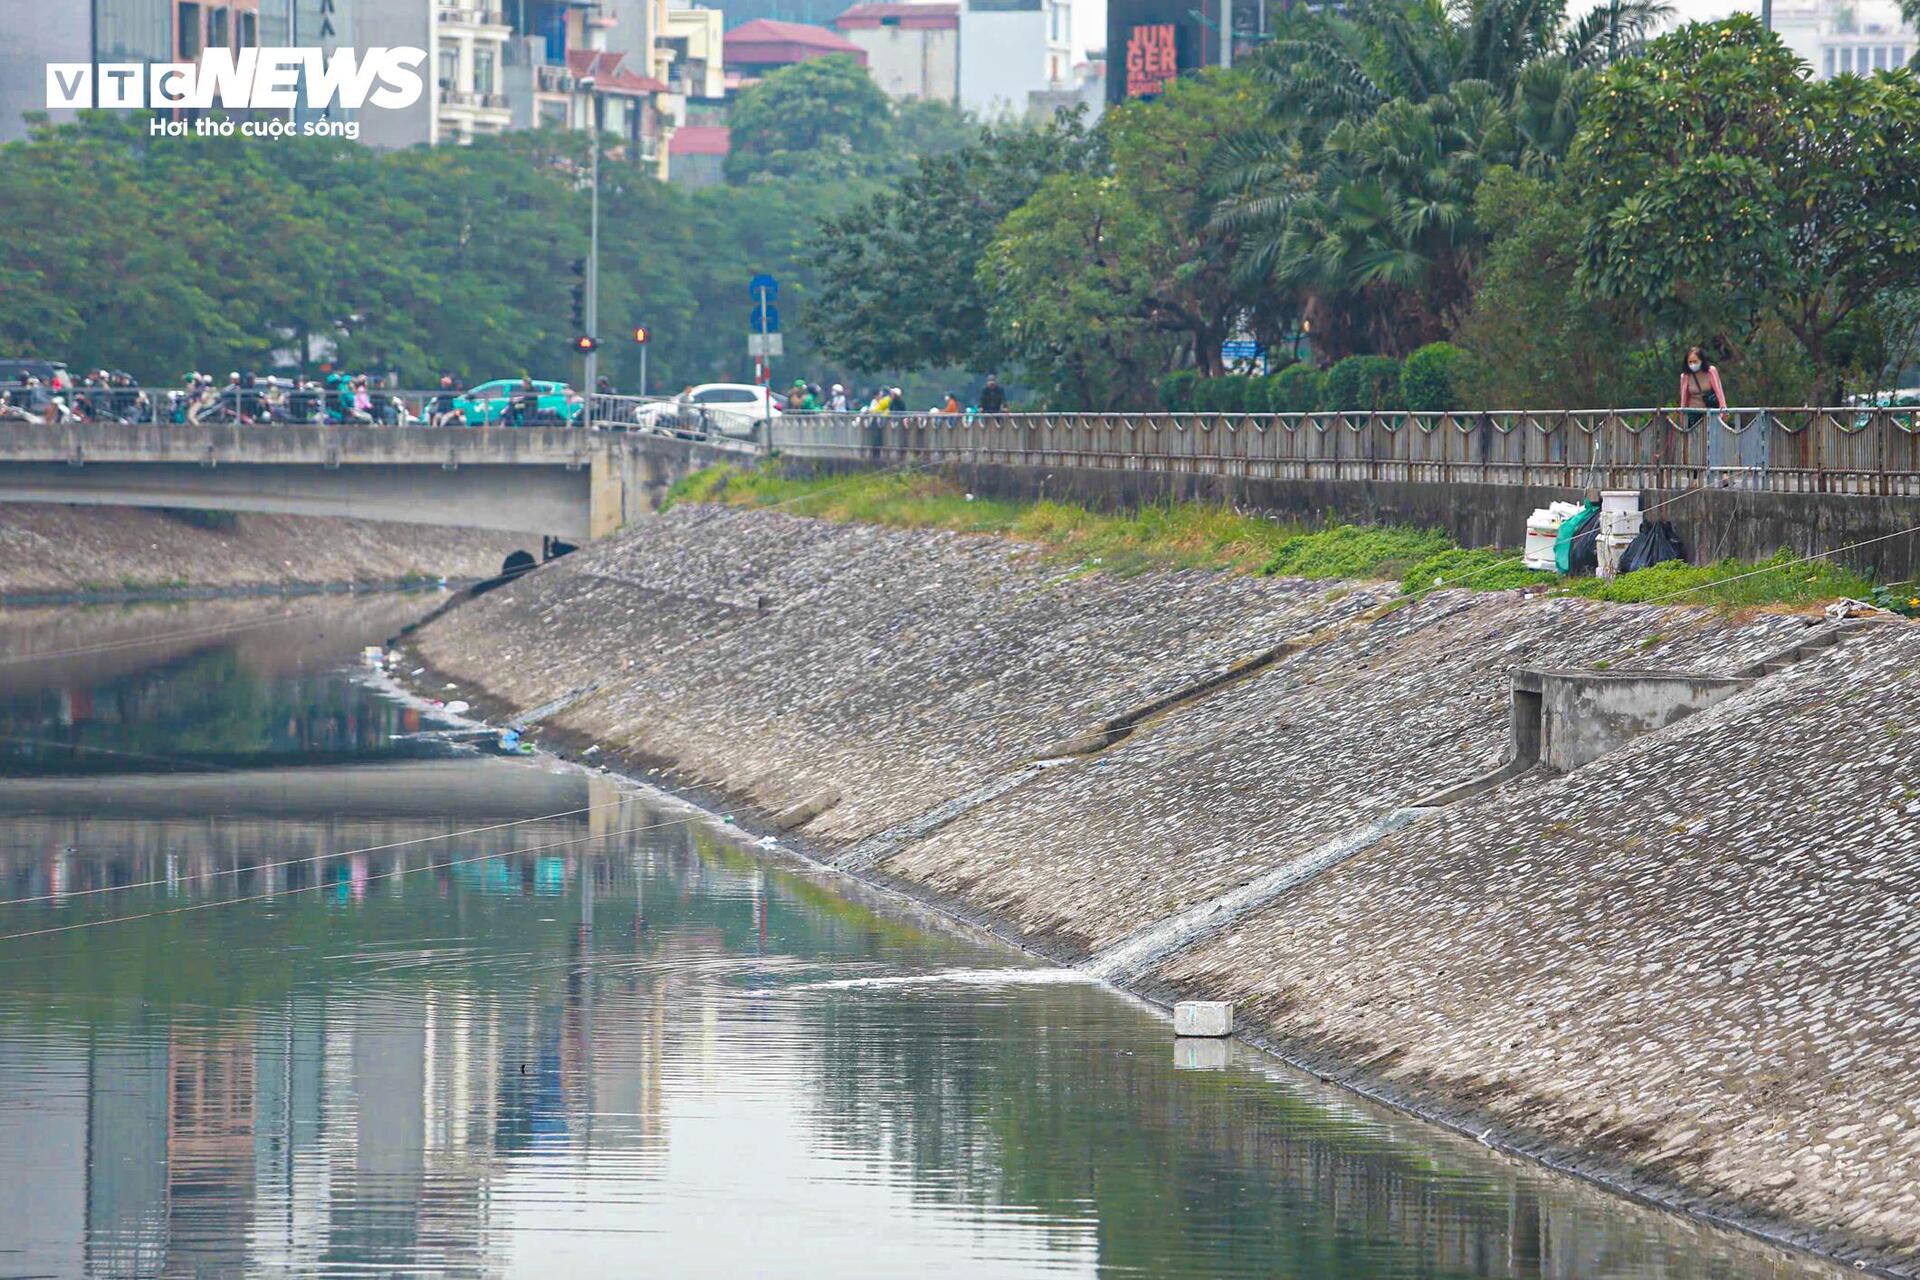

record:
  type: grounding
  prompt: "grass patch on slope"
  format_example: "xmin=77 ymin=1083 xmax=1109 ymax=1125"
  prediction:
xmin=662 ymin=463 xmax=1890 ymax=611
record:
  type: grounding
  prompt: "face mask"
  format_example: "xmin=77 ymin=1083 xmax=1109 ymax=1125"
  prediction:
xmin=1688 ymin=361 xmax=1702 ymax=372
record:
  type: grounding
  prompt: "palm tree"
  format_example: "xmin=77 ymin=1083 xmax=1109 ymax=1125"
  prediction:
xmin=1212 ymin=0 xmax=1670 ymax=360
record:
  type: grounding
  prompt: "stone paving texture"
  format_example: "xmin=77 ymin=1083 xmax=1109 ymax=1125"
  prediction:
xmin=1158 ymin=623 xmax=1920 ymax=1269
xmin=409 ymin=502 xmax=1920 ymax=1270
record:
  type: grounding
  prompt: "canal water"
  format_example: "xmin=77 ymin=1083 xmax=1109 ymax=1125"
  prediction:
xmin=0 ymin=595 xmax=1842 ymax=1279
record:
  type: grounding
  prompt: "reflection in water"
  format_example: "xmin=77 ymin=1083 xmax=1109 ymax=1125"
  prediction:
xmin=0 ymin=600 xmax=1844 ymax=1278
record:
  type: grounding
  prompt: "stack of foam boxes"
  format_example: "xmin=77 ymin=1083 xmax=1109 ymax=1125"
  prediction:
xmin=1597 ymin=490 xmax=1644 ymax=579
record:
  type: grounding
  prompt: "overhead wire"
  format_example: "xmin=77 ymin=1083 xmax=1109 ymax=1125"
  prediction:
xmin=0 ymin=814 xmax=702 ymax=943
xmin=0 ymin=794 xmax=664 ymax=908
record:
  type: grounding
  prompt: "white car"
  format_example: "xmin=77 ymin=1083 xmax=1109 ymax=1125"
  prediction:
xmin=633 ymin=383 xmax=781 ymax=439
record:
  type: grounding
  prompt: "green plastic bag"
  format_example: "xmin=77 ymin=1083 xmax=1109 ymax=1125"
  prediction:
xmin=1554 ymin=501 xmax=1599 ymax=575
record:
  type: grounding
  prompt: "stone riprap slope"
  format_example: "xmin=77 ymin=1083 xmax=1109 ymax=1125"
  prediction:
xmin=1157 ymin=623 xmax=1920 ymax=1270
xmin=882 ymin=592 xmax=1802 ymax=956
xmin=409 ymin=503 xmax=1919 ymax=1269
xmin=0 ymin=504 xmax=524 ymax=595
xmin=412 ymin=503 xmax=1390 ymax=842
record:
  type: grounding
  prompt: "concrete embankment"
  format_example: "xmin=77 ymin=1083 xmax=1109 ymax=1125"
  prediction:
xmin=0 ymin=503 xmax=525 ymax=599
xmin=403 ymin=502 xmax=1920 ymax=1274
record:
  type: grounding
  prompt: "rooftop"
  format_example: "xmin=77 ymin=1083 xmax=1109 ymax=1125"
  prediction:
xmin=834 ymin=3 xmax=960 ymax=29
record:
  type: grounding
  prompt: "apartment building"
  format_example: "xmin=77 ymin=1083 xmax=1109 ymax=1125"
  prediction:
xmin=957 ymin=0 xmax=1072 ymax=119
xmin=1773 ymin=0 xmax=1914 ymax=76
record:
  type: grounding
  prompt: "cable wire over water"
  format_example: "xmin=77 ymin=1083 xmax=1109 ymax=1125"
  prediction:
xmin=0 ymin=815 xmax=701 ymax=943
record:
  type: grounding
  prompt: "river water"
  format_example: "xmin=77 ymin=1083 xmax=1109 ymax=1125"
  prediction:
xmin=0 ymin=594 xmax=1843 ymax=1279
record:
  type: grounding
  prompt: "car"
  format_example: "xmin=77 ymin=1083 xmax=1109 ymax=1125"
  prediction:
xmin=628 ymin=383 xmax=783 ymax=439
xmin=454 ymin=379 xmax=585 ymax=426
xmin=0 ymin=358 xmax=71 ymax=391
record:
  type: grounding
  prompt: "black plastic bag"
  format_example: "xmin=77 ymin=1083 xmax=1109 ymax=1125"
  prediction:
xmin=1618 ymin=520 xmax=1686 ymax=575
xmin=1568 ymin=514 xmax=1602 ymax=575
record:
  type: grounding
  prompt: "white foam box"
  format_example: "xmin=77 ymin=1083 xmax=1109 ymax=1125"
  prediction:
xmin=1174 ymin=1037 xmax=1230 ymax=1070
xmin=1173 ymin=1001 xmax=1234 ymax=1038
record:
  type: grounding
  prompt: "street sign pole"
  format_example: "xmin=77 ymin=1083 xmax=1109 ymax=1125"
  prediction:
xmin=757 ymin=285 xmax=771 ymax=446
xmin=586 ymin=119 xmax=599 ymax=429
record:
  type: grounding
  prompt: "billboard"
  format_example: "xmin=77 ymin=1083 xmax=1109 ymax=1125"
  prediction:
xmin=1106 ymin=0 xmax=1214 ymax=103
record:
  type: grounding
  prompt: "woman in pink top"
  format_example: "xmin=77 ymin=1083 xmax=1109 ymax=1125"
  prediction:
xmin=1679 ymin=346 xmax=1726 ymax=426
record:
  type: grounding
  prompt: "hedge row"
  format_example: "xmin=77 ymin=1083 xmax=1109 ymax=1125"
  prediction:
xmin=1157 ymin=343 xmax=1464 ymax=414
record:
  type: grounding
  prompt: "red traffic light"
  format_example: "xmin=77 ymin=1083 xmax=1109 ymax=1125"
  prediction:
xmin=632 ymin=325 xmax=651 ymax=344
xmin=573 ymin=336 xmax=600 ymax=353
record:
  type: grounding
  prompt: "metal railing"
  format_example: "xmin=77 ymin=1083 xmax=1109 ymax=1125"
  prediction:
xmin=771 ymin=408 xmax=1920 ymax=497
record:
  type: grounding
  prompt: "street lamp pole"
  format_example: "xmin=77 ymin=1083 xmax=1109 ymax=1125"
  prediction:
xmin=580 ymin=77 xmax=601 ymax=427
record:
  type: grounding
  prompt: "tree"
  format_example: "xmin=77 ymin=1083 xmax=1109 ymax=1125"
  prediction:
xmin=725 ymin=55 xmax=895 ymax=183
xmin=890 ymin=98 xmax=980 ymax=161
xmin=0 ymin=115 xmax=869 ymax=391
xmin=810 ymin=113 xmax=1102 ymax=375
xmin=1570 ymin=16 xmax=1920 ymax=399
xmin=1211 ymin=0 xmax=1667 ymax=361
xmin=1096 ymin=70 xmax=1275 ymax=374
xmin=977 ymin=175 xmax=1182 ymax=410
xmin=1451 ymin=168 xmax=1658 ymax=407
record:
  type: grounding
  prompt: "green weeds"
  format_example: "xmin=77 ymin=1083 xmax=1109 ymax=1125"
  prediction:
xmin=663 ymin=464 xmax=1899 ymax=613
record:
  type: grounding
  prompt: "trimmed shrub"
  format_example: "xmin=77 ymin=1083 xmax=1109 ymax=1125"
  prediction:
xmin=1158 ymin=369 xmax=1200 ymax=411
xmin=1400 ymin=341 xmax=1466 ymax=412
xmin=1319 ymin=355 xmax=1404 ymax=411
xmin=1191 ymin=376 xmax=1248 ymax=413
xmin=1269 ymin=363 xmax=1324 ymax=412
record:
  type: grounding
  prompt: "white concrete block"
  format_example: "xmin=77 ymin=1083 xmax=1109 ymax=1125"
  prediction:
xmin=1173 ymin=1001 xmax=1233 ymax=1037
xmin=1174 ymin=1037 xmax=1230 ymax=1070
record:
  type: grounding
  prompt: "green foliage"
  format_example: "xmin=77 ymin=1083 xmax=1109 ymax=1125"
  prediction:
xmin=1213 ymin=0 xmax=1665 ymax=363
xmin=1320 ymin=355 xmax=1404 ymax=410
xmin=725 ymin=56 xmax=895 ymax=183
xmin=1158 ymin=370 xmax=1201 ymax=411
xmin=1567 ymin=549 xmax=1873 ymax=607
xmin=978 ymin=174 xmax=1183 ymax=411
xmin=1270 ymin=362 xmax=1325 ymax=412
xmin=889 ymin=97 xmax=981 ymax=160
xmin=1401 ymin=547 xmax=1553 ymax=594
xmin=674 ymin=463 xmax=1885 ymax=609
xmin=1399 ymin=341 xmax=1466 ymax=411
xmin=1190 ymin=376 xmax=1255 ymax=412
xmin=0 ymin=116 xmax=870 ymax=391
xmin=1452 ymin=168 xmax=1662 ymax=407
xmin=1570 ymin=16 xmax=1920 ymax=398
xmin=1260 ymin=525 xmax=1455 ymax=578
xmin=811 ymin=114 xmax=1101 ymax=377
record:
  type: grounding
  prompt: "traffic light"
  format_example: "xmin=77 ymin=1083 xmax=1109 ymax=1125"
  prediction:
xmin=569 ymin=258 xmax=587 ymax=329
xmin=632 ymin=325 xmax=651 ymax=345
xmin=573 ymin=336 xmax=600 ymax=354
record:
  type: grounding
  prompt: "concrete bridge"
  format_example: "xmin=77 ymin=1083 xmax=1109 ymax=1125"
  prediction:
xmin=0 ymin=423 xmax=744 ymax=542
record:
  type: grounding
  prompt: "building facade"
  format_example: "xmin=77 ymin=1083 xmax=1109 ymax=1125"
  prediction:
xmin=723 ymin=18 xmax=868 ymax=79
xmin=0 ymin=0 xmax=349 ymax=143
xmin=833 ymin=3 xmax=958 ymax=102
xmin=956 ymin=0 xmax=1071 ymax=119
xmin=1773 ymin=0 xmax=1914 ymax=76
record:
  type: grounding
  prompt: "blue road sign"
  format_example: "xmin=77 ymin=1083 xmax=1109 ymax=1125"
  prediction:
xmin=749 ymin=273 xmax=779 ymax=302
xmin=1221 ymin=339 xmax=1264 ymax=361
xmin=750 ymin=304 xmax=782 ymax=334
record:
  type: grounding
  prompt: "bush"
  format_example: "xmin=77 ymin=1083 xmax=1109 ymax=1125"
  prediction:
xmin=1270 ymin=363 xmax=1324 ymax=412
xmin=1158 ymin=370 xmax=1200 ymax=411
xmin=1191 ymin=376 xmax=1256 ymax=413
xmin=1320 ymin=355 xmax=1404 ymax=411
xmin=1400 ymin=342 xmax=1466 ymax=412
